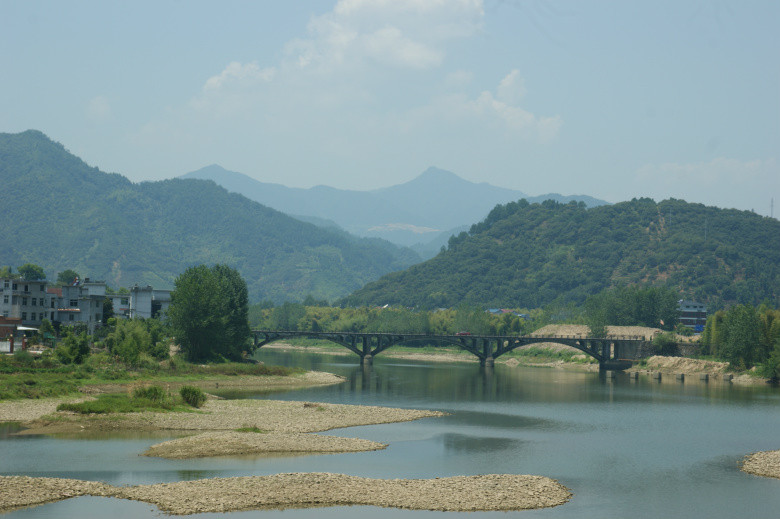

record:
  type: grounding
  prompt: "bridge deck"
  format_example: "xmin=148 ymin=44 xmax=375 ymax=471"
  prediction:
xmin=251 ymin=330 xmax=649 ymax=369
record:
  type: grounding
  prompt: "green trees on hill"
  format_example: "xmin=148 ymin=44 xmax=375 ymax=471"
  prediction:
xmin=167 ymin=264 xmax=251 ymax=362
xmin=0 ymin=130 xmax=420 ymax=303
xmin=343 ymin=198 xmax=780 ymax=310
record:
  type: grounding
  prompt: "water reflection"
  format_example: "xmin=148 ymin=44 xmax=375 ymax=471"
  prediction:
xmin=2 ymin=349 xmax=780 ymax=519
xmin=437 ymin=433 xmax=528 ymax=454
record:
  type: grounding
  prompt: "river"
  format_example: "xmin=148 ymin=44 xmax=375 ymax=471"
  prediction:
xmin=2 ymin=349 xmax=780 ymax=517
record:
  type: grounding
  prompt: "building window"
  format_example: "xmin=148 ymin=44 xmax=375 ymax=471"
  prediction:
xmin=69 ymin=299 xmax=78 ymax=307
xmin=69 ymin=314 xmax=74 ymax=321
xmin=22 ymin=297 xmax=27 ymax=306
xmin=12 ymin=283 xmax=17 ymax=290
xmin=2 ymin=295 xmax=7 ymax=304
xmin=50 ymin=312 xmax=54 ymax=320
xmin=24 ymin=284 xmax=29 ymax=292
xmin=2 ymin=311 xmax=8 ymax=318
xmin=121 ymin=298 xmax=129 ymax=305
xmin=3 ymin=281 xmax=8 ymax=289
xmin=51 ymin=300 xmax=55 ymax=308
xmin=21 ymin=312 xmax=27 ymax=320
xmin=12 ymin=296 xmax=18 ymax=304
xmin=95 ymin=313 xmax=101 ymax=322
xmin=40 ymin=285 xmax=44 ymax=291
xmin=39 ymin=313 xmax=44 ymax=321
xmin=32 ymin=298 xmax=37 ymax=306
xmin=39 ymin=298 xmax=44 ymax=306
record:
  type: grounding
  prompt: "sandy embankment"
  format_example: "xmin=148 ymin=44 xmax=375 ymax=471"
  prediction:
xmin=0 ymin=473 xmax=572 ymax=514
xmin=80 ymin=369 xmax=344 ymax=396
xmin=4 ymin=391 xmax=445 ymax=458
xmin=741 ymin=450 xmax=780 ymax=479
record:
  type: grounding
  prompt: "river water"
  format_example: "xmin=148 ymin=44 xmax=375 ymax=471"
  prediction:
xmin=2 ymin=350 xmax=780 ymax=518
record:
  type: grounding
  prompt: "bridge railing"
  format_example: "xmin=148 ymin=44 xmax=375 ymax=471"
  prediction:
xmin=253 ymin=330 xmax=647 ymax=341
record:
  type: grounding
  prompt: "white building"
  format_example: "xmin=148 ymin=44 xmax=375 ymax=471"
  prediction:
xmin=51 ymin=278 xmax=108 ymax=333
xmin=0 ymin=278 xmax=48 ymax=327
xmin=128 ymin=285 xmax=171 ymax=320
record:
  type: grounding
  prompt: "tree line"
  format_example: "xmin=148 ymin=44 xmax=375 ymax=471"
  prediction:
xmin=700 ymin=303 xmax=780 ymax=378
xmin=14 ymin=264 xmax=252 ymax=366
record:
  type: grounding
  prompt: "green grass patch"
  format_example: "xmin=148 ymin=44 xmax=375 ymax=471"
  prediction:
xmin=56 ymin=392 xmax=184 ymax=414
xmin=235 ymin=426 xmax=267 ymax=433
xmin=0 ymin=352 xmax=300 ymax=401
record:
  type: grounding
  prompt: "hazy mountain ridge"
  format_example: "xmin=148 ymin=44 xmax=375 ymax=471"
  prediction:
xmin=181 ymin=165 xmax=609 ymax=250
xmin=0 ymin=130 xmax=420 ymax=302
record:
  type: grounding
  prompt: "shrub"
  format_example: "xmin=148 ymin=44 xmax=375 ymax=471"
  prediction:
xmin=180 ymin=385 xmax=207 ymax=408
xmin=652 ymin=332 xmax=680 ymax=356
xmin=13 ymin=349 xmax=34 ymax=366
xmin=132 ymin=384 xmax=167 ymax=403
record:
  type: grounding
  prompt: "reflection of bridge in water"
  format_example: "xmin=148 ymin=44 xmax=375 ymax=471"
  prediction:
xmin=252 ymin=330 xmax=650 ymax=370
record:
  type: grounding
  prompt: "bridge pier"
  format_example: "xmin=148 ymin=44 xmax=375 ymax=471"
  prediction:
xmin=252 ymin=330 xmax=647 ymax=368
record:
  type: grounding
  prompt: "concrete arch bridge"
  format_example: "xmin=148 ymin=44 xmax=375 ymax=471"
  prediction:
xmin=251 ymin=330 xmax=649 ymax=370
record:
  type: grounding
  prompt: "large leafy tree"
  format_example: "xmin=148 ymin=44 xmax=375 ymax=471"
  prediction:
xmin=167 ymin=264 xmax=251 ymax=361
xmin=56 ymin=269 xmax=80 ymax=285
xmin=18 ymin=263 xmax=46 ymax=280
xmin=720 ymin=304 xmax=761 ymax=368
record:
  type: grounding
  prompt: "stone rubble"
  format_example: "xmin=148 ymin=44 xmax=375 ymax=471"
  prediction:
xmin=0 ymin=474 xmax=572 ymax=514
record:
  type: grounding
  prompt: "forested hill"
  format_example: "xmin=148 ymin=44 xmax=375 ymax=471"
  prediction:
xmin=342 ymin=198 xmax=780 ymax=309
xmin=0 ymin=130 xmax=420 ymax=302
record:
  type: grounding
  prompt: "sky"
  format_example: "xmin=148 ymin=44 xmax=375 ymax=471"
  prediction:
xmin=2 ymin=0 xmax=778 ymax=215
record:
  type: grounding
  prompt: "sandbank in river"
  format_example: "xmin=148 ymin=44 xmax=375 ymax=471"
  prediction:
xmin=0 ymin=370 xmax=572 ymax=514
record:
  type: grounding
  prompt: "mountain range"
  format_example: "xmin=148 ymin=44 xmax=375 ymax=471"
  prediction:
xmin=181 ymin=164 xmax=607 ymax=251
xmin=0 ymin=130 xmax=419 ymax=303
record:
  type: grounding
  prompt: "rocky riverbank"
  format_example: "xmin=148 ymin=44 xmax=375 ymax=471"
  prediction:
xmin=741 ymin=450 xmax=780 ymax=479
xmin=0 ymin=473 xmax=572 ymax=514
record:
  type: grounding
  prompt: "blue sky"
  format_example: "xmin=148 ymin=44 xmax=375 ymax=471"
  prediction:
xmin=2 ymin=0 xmax=778 ymax=215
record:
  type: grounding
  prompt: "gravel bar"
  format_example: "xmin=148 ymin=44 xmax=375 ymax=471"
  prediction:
xmin=741 ymin=450 xmax=780 ymax=479
xmin=143 ymin=430 xmax=387 ymax=458
xmin=0 ymin=474 xmax=572 ymax=514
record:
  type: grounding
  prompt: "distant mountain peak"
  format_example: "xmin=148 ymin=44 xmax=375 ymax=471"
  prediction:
xmin=417 ymin=166 xmax=461 ymax=182
xmin=188 ymin=163 xmax=232 ymax=176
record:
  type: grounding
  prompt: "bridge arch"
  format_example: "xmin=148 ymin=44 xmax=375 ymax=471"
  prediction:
xmin=252 ymin=330 xmax=646 ymax=369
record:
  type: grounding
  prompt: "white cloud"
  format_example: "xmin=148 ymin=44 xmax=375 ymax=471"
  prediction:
xmin=203 ymin=62 xmax=275 ymax=92
xmin=408 ymin=71 xmax=562 ymax=142
xmin=496 ymin=69 xmax=526 ymax=105
xmin=289 ymin=0 xmax=483 ymax=71
xmin=363 ymin=26 xmax=443 ymax=69
xmin=140 ymin=1 xmax=562 ymax=187
xmin=86 ymin=96 xmax=111 ymax=122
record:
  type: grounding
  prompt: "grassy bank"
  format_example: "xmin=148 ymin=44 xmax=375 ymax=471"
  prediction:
xmin=0 ymin=351 xmax=301 ymax=401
